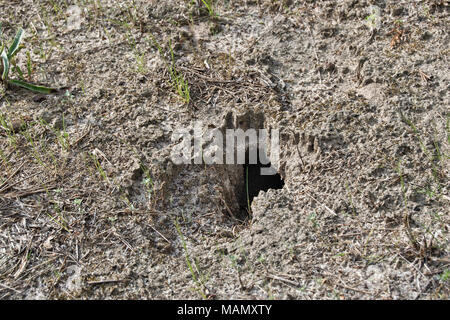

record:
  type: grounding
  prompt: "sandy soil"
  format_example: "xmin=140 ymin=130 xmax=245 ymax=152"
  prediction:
xmin=0 ymin=0 xmax=449 ymax=299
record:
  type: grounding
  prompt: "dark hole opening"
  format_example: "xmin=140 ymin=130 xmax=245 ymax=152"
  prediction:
xmin=242 ymin=148 xmax=284 ymax=214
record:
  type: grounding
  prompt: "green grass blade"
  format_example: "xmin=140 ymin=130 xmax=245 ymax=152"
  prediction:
xmin=14 ymin=65 xmax=24 ymax=80
xmin=7 ymin=79 xmax=57 ymax=94
xmin=1 ymin=49 xmax=9 ymax=80
xmin=9 ymin=44 xmax=24 ymax=60
xmin=7 ymin=28 xmax=24 ymax=59
xmin=26 ymin=51 xmax=32 ymax=77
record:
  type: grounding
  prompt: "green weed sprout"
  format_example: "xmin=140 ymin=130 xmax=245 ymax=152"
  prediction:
xmin=365 ymin=5 xmax=381 ymax=31
xmin=150 ymin=35 xmax=190 ymax=104
xmin=1 ymin=27 xmax=56 ymax=94
xmin=201 ymin=0 xmax=216 ymax=17
xmin=168 ymin=39 xmax=190 ymax=104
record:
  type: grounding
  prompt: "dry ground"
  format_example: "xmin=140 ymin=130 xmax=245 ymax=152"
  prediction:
xmin=0 ymin=0 xmax=449 ymax=299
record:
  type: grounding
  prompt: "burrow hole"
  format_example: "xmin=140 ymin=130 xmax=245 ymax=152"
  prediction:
xmin=240 ymin=147 xmax=285 ymax=217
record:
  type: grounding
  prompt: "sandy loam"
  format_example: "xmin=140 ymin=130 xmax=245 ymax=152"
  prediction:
xmin=0 ymin=0 xmax=448 ymax=299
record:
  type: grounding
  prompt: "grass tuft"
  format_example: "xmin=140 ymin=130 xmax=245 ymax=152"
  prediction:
xmin=201 ymin=0 xmax=217 ymax=18
xmin=151 ymin=35 xmax=190 ymax=104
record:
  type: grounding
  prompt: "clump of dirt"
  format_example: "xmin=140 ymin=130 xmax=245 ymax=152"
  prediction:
xmin=0 ymin=0 xmax=448 ymax=299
